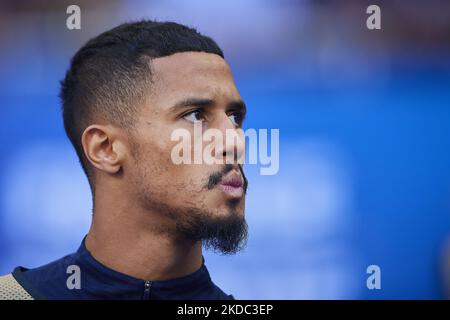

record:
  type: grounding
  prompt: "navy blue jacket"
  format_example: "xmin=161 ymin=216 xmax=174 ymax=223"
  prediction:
xmin=11 ymin=238 xmax=234 ymax=300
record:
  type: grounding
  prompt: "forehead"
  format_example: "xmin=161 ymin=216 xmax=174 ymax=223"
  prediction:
xmin=147 ymin=52 xmax=241 ymax=108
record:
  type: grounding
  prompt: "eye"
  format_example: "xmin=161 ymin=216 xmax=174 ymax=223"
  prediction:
xmin=183 ymin=109 xmax=205 ymax=123
xmin=228 ymin=111 xmax=244 ymax=127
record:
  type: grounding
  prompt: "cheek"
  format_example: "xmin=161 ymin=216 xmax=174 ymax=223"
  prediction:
xmin=145 ymin=127 xmax=204 ymax=183
xmin=131 ymin=125 xmax=222 ymax=208
xmin=133 ymin=140 xmax=206 ymax=197
xmin=135 ymin=125 xmax=180 ymax=168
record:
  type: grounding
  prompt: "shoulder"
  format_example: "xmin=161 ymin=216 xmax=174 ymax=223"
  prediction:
xmin=209 ymin=281 xmax=235 ymax=300
xmin=1 ymin=252 xmax=79 ymax=300
xmin=10 ymin=252 xmax=79 ymax=300
xmin=0 ymin=273 xmax=34 ymax=300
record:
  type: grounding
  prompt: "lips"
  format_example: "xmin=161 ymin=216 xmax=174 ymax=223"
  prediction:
xmin=221 ymin=175 xmax=243 ymax=188
xmin=218 ymin=172 xmax=244 ymax=197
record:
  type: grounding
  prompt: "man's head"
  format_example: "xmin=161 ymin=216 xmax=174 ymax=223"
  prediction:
xmin=60 ymin=20 xmax=248 ymax=254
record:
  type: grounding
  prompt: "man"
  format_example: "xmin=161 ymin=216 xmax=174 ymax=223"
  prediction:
xmin=0 ymin=20 xmax=248 ymax=300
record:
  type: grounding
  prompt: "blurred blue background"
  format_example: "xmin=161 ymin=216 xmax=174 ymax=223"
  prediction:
xmin=1 ymin=0 xmax=450 ymax=299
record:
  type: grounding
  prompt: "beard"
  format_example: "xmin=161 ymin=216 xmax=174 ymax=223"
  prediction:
xmin=142 ymin=201 xmax=248 ymax=255
xmin=175 ymin=206 xmax=248 ymax=255
xmin=135 ymin=163 xmax=249 ymax=255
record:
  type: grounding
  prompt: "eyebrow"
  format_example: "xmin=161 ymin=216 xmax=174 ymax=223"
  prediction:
xmin=169 ymin=97 xmax=247 ymax=115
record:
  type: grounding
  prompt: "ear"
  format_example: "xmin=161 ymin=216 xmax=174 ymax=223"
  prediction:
xmin=81 ymin=124 xmax=127 ymax=175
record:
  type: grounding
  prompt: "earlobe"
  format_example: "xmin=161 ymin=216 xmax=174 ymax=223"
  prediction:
xmin=81 ymin=125 xmax=123 ymax=175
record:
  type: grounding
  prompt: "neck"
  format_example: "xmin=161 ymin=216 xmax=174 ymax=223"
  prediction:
xmin=85 ymin=188 xmax=203 ymax=281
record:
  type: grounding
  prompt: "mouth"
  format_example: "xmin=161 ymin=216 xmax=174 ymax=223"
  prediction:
xmin=217 ymin=171 xmax=244 ymax=198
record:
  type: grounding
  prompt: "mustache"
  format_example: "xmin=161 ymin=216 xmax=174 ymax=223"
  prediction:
xmin=205 ymin=164 xmax=248 ymax=193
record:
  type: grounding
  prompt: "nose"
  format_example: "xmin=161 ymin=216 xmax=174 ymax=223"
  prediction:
xmin=210 ymin=113 xmax=245 ymax=164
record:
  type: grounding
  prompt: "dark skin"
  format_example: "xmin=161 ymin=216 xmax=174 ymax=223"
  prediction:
xmin=82 ymin=52 xmax=246 ymax=281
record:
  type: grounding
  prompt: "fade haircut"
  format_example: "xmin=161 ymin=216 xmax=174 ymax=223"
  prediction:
xmin=60 ymin=20 xmax=224 ymax=188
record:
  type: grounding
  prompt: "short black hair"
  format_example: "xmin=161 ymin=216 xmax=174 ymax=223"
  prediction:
xmin=60 ymin=20 xmax=224 ymax=188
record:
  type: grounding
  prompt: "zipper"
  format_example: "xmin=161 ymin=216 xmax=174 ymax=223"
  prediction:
xmin=143 ymin=280 xmax=152 ymax=300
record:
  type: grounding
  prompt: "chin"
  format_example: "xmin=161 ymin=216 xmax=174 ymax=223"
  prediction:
xmin=213 ymin=205 xmax=245 ymax=220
